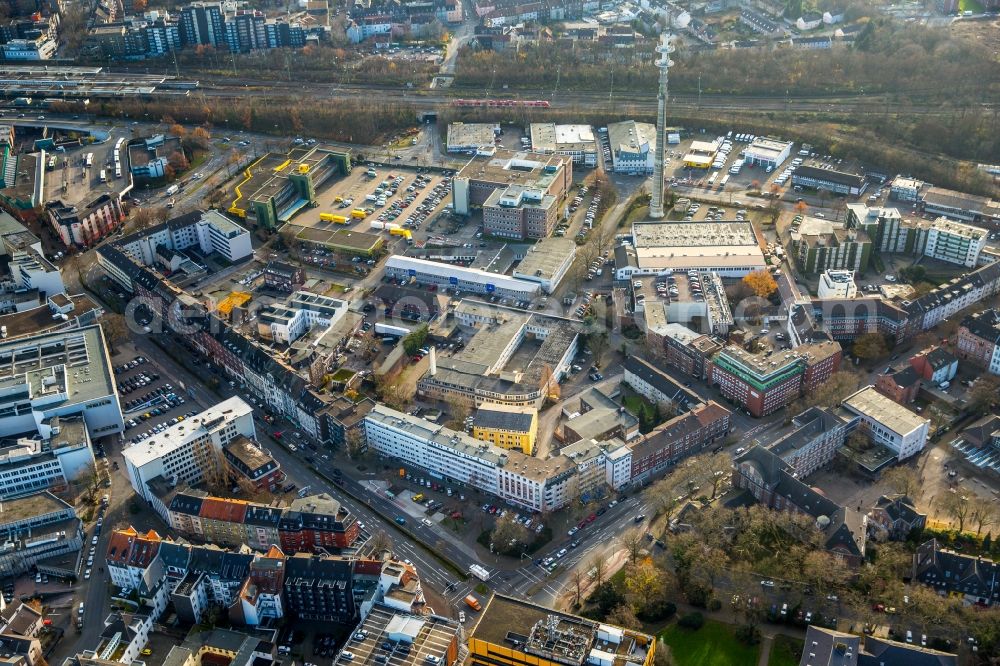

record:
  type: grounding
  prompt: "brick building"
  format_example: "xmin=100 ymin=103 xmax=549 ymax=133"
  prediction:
xmin=708 ymin=341 xmax=842 ymax=417
xmin=627 ymin=401 xmax=732 ymax=484
xmin=956 ymin=309 xmax=1000 ymax=375
xmin=874 ymin=365 xmax=922 ymax=404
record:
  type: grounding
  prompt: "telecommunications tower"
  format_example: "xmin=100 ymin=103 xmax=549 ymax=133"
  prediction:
xmin=649 ymin=34 xmax=674 ymax=219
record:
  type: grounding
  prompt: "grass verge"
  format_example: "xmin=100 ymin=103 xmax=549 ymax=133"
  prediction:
xmin=660 ymin=619 xmax=760 ymax=666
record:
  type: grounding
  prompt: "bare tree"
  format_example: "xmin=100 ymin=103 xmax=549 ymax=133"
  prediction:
xmin=569 ymin=568 xmax=585 ymax=607
xmin=939 ymin=490 xmax=972 ymax=533
xmin=345 ymin=428 xmax=367 ymax=460
xmin=369 ymin=530 xmax=392 ymax=555
xmin=970 ymin=496 xmax=996 ymax=536
xmin=619 ymin=529 xmax=644 ymax=565
xmin=588 ymin=553 xmax=608 ymax=587
xmin=882 ymin=466 xmax=920 ymax=498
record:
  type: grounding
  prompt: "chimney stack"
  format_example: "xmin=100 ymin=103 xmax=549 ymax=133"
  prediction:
xmin=429 ymin=345 xmax=437 ymax=376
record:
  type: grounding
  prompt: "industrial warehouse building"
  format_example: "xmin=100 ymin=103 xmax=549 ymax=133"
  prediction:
xmin=511 ymin=237 xmax=576 ymax=293
xmin=615 ymin=221 xmax=767 ymax=278
xmin=446 ymin=123 xmax=498 ymax=153
xmin=743 ymin=137 xmax=793 ymax=169
xmin=384 ymin=255 xmax=540 ymax=299
xmin=792 ymin=165 xmax=867 ymax=196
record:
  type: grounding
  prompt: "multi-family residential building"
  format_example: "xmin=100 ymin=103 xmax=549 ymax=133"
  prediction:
xmin=908 ymin=346 xmax=958 ymax=386
xmin=364 ymin=405 xmax=578 ymax=512
xmin=921 ymin=218 xmax=988 ymax=267
xmin=179 ymin=2 xmax=227 ymax=47
xmin=874 ymin=365 xmax=922 ymax=404
xmin=889 ymin=176 xmax=923 ymax=202
xmin=627 ymin=401 xmax=732 ymax=484
xmin=45 ymin=194 xmax=126 ymax=250
xmin=472 ymin=404 xmax=538 ymax=455
xmin=764 ymin=406 xmax=851 ymax=478
xmin=164 ymin=488 xmax=359 ymax=553
xmin=912 ymin=539 xmax=999 ymax=606
xmin=841 ymin=387 xmax=929 ymax=461
xmin=105 ymin=526 xmax=416 ymax=626
xmin=817 ymin=269 xmax=858 ymax=299
xmin=708 ymin=341 xmax=842 ymax=417
xmin=792 ymin=223 xmax=871 ymax=274
xmin=122 ymin=397 xmax=256 ymax=505
xmin=868 ymin=494 xmax=925 ymax=541
xmin=956 ymin=308 xmax=1000 ymax=375
xmin=623 ymin=356 xmax=704 ymax=413
xmin=257 ymin=291 xmax=349 ymax=344
xmin=100 ymin=210 xmax=252 ymax=279
xmin=222 ymin=436 xmax=282 ymax=492
xmin=263 ymin=260 xmax=305 ymax=293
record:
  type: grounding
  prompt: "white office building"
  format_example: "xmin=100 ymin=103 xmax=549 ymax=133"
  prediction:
xmin=257 ymin=291 xmax=350 ymax=344
xmin=114 ymin=209 xmax=253 ymax=268
xmin=817 ymin=269 xmax=858 ymax=299
xmin=529 ymin=124 xmax=598 ymax=167
xmin=384 ymin=256 xmax=540 ymax=300
xmin=607 ymin=121 xmax=656 ymax=174
xmin=364 ymin=405 xmax=579 ymax=512
xmin=123 ymin=397 xmax=256 ymax=503
xmin=0 ymin=418 xmax=94 ymax=499
xmin=841 ymin=387 xmax=929 ymax=461
xmin=0 ymin=325 xmax=123 ymax=439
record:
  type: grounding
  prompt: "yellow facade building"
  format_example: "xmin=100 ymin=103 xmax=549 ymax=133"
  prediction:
xmin=471 ymin=404 xmax=538 ymax=455
xmin=467 ymin=594 xmax=656 ymax=666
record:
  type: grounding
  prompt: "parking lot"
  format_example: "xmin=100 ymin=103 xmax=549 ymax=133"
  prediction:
xmin=292 ymin=164 xmax=454 ymax=240
xmin=115 ymin=354 xmax=195 ymax=446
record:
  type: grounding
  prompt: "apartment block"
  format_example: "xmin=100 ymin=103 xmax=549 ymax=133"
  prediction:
xmin=364 ymin=406 xmax=578 ymax=512
xmin=956 ymin=309 xmax=1000 ymax=374
xmin=627 ymin=401 xmax=732 ymax=484
xmin=765 ymin=406 xmax=852 ymax=478
xmin=472 ymin=404 xmax=538 ymax=455
xmin=122 ymin=397 xmax=256 ymax=505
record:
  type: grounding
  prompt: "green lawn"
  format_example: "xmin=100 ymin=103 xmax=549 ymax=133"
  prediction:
xmin=959 ymin=0 xmax=985 ymax=12
xmin=768 ymin=635 xmax=804 ymax=666
xmin=660 ymin=620 xmax=760 ymax=666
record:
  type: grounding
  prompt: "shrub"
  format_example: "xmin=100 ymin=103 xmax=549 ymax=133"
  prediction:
xmin=637 ymin=600 xmax=676 ymax=622
xmin=678 ymin=612 xmax=704 ymax=630
xmin=735 ymin=625 xmax=761 ymax=645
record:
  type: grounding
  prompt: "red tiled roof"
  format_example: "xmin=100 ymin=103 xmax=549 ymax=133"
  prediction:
xmin=199 ymin=497 xmax=249 ymax=523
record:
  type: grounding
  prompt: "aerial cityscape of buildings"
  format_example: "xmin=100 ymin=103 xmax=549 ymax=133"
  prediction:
xmin=0 ymin=1 xmax=996 ymax=665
